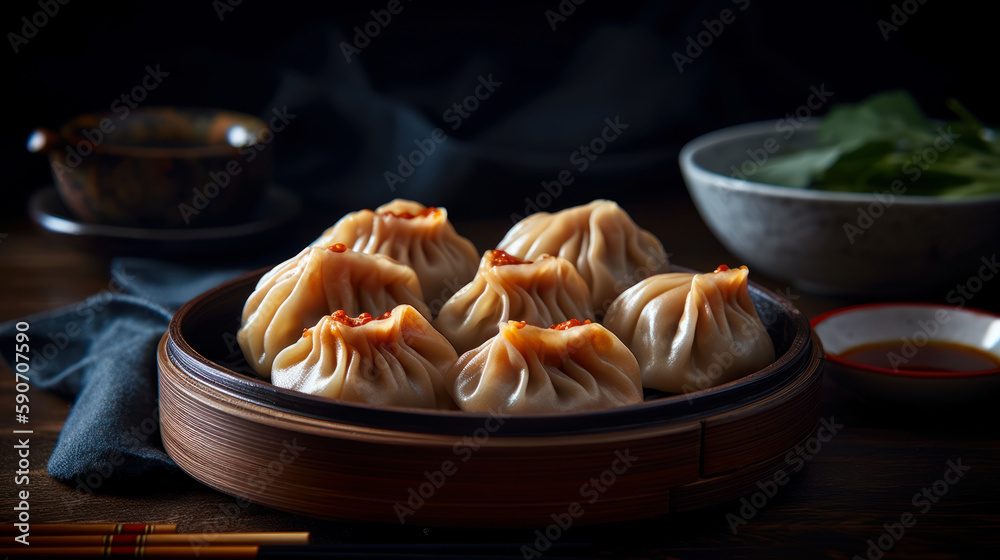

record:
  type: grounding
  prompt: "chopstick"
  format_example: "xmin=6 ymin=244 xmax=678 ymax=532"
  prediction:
xmin=0 ymin=532 xmax=310 ymax=547
xmin=0 ymin=544 xmax=594 ymax=559
xmin=0 ymin=523 xmax=177 ymax=535
xmin=256 ymin=542 xmax=595 ymax=558
xmin=0 ymin=528 xmax=312 ymax=558
xmin=0 ymin=546 xmax=261 ymax=558
xmin=0 ymin=541 xmax=593 ymax=558
xmin=0 ymin=524 xmax=593 ymax=559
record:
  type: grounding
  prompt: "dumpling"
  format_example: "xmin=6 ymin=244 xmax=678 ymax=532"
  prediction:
xmin=313 ymin=199 xmax=479 ymax=310
xmin=602 ymin=265 xmax=775 ymax=394
xmin=497 ymin=200 xmax=669 ymax=314
xmin=446 ymin=319 xmax=643 ymax=414
xmin=432 ymin=250 xmax=595 ymax=354
xmin=238 ymin=244 xmax=431 ymax=378
xmin=271 ymin=305 xmax=457 ymax=409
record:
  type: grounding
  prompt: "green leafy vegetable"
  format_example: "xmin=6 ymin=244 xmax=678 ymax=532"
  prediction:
xmin=754 ymin=90 xmax=1000 ymax=197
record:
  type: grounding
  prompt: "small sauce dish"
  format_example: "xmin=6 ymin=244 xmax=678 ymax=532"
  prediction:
xmin=811 ymin=303 xmax=1000 ymax=406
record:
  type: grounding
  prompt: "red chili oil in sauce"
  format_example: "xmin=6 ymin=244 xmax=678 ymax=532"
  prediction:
xmin=382 ymin=207 xmax=439 ymax=219
xmin=713 ymin=264 xmax=747 ymax=273
xmin=329 ymin=309 xmax=393 ymax=327
xmin=550 ymin=319 xmax=592 ymax=330
xmin=328 ymin=243 xmax=348 ymax=253
xmin=839 ymin=340 xmax=1000 ymax=372
xmin=489 ymin=250 xmax=532 ymax=267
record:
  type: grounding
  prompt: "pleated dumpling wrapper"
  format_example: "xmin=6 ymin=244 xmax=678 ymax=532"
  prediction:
xmin=238 ymin=243 xmax=431 ymax=378
xmin=447 ymin=319 xmax=643 ymax=414
xmin=497 ymin=199 xmax=669 ymax=313
xmin=272 ymin=305 xmax=457 ymax=410
xmin=603 ymin=265 xmax=775 ymax=394
xmin=312 ymin=199 xmax=479 ymax=310
xmin=433 ymin=250 xmax=596 ymax=355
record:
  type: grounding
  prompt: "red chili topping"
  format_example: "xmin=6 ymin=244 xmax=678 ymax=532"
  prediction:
xmin=550 ymin=319 xmax=592 ymax=331
xmin=512 ymin=320 xmax=527 ymax=329
xmin=382 ymin=206 xmax=439 ymax=219
xmin=302 ymin=328 xmax=311 ymax=338
xmin=489 ymin=249 xmax=531 ymax=267
xmin=714 ymin=264 xmax=730 ymax=273
xmin=329 ymin=309 xmax=393 ymax=327
xmin=328 ymin=243 xmax=348 ymax=253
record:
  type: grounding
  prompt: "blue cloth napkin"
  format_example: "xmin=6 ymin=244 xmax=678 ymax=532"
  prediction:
xmin=0 ymin=258 xmax=253 ymax=487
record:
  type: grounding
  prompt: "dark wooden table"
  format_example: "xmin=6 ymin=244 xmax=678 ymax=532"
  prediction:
xmin=2 ymin=193 xmax=998 ymax=559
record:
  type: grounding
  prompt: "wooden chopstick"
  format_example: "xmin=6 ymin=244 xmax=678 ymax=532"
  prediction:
xmin=0 ymin=532 xmax=310 ymax=547
xmin=0 ymin=545 xmax=261 ymax=558
xmin=0 ymin=523 xmax=177 ymax=535
xmin=0 ymin=524 xmax=593 ymax=559
xmin=0 ymin=527 xmax=313 ymax=558
xmin=0 ymin=547 xmax=593 ymax=559
xmin=256 ymin=542 xmax=595 ymax=558
xmin=0 ymin=541 xmax=594 ymax=559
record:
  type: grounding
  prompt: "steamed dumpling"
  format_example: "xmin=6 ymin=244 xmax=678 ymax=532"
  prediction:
xmin=238 ymin=244 xmax=431 ymax=378
xmin=432 ymin=250 xmax=595 ymax=354
xmin=313 ymin=199 xmax=479 ymax=309
xmin=603 ymin=265 xmax=775 ymax=394
xmin=271 ymin=305 xmax=457 ymax=409
xmin=497 ymin=200 xmax=669 ymax=313
xmin=446 ymin=319 xmax=643 ymax=414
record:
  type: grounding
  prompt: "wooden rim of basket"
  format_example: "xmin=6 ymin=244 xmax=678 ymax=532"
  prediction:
xmin=164 ymin=265 xmax=813 ymax=437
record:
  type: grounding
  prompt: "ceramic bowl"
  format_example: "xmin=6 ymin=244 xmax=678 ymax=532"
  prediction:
xmin=812 ymin=303 xmax=1000 ymax=406
xmin=28 ymin=107 xmax=274 ymax=228
xmin=679 ymin=120 xmax=1000 ymax=296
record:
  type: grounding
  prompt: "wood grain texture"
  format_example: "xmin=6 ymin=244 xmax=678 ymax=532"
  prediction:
xmin=160 ymin=331 xmax=709 ymax=526
xmin=3 ymin=193 xmax=1000 ymax=557
xmin=700 ymin=339 xmax=825 ymax=476
xmin=156 ymin=268 xmax=820 ymax=527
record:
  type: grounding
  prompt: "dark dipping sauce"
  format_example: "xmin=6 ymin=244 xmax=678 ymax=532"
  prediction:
xmin=839 ymin=340 xmax=1000 ymax=373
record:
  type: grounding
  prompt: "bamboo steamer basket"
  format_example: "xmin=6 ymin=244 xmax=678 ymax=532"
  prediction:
xmin=158 ymin=267 xmax=823 ymax=527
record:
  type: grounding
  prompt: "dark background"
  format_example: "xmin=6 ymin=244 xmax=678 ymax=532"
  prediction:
xmin=2 ymin=0 xmax=992 ymax=229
